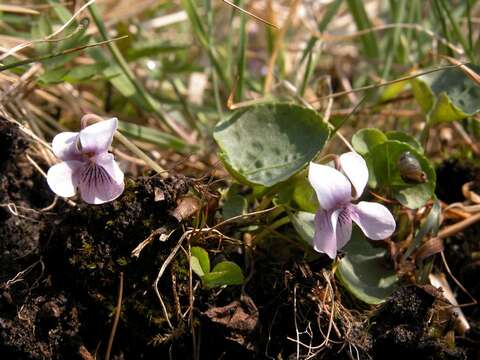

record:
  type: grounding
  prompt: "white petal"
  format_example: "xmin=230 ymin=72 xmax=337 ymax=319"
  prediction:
xmin=308 ymin=162 xmax=352 ymax=211
xmin=79 ymin=117 xmax=117 ymax=155
xmin=313 ymin=210 xmax=338 ymax=259
xmin=350 ymin=201 xmax=396 ymax=240
xmin=339 ymin=152 xmax=368 ymax=199
xmin=46 ymin=161 xmax=83 ymax=197
xmin=51 ymin=132 xmax=81 ymax=161
xmin=335 ymin=207 xmax=353 ymax=250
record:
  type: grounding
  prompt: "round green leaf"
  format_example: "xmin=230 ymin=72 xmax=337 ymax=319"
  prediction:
xmin=366 ymin=140 xmax=436 ymax=209
xmin=385 ymin=131 xmax=423 ymax=154
xmin=191 ymin=246 xmax=210 ymax=277
xmin=213 ymin=103 xmax=330 ymax=187
xmin=352 ymin=128 xmax=388 ymax=155
xmin=289 ymin=211 xmax=315 ymax=246
xmin=337 ymin=228 xmax=398 ymax=305
xmin=221 ymin=185 xmax=248 ymax=220
xmin=202 ymin=261 xmax=244 ymax=288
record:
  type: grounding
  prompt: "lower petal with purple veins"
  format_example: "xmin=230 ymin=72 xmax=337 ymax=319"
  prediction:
xmin=92 ymin=153 xmax=124 ymax=184
xmin=350 ymin=201 xmax=396 ymax=240
xmin=78 ymin=161 xmax=124 ymax=204
xmin=313 ymin=209 xmax=338 ymax=259
xmin=335 ymin=206 xmax=353 ymax=250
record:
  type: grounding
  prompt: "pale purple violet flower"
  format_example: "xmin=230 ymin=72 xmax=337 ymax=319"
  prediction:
xmin=308 ymin=152 xmax=396 ymax=259
xmin=47 ymin=116 xmax=124 ymax=204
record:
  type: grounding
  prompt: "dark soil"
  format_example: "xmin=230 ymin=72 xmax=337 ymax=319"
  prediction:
xmin=436 ymin=158 xmax=480 ymax=204
xmin=370 ymin=285 xmax=464 ymax=360
xmin=436 ymin=158 xmax=480 ymax=360
xmin=0 ymin=118 xmax=478 ymax=359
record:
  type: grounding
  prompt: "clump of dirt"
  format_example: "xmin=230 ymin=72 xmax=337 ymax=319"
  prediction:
xmin=40 ymin=174 xmax=196 ymax=358
xmin=0 ymin=118 xmax=53 ymax=282
xmin=0 ymin=291 xmax=81 ymax=359
xmin=442 ymin=221 xmax=480 ymax=360
xmin=0 ymin=118 xmax=77 ymax=359
xmin=435 ymin=157 xmax=480 ymax=359
xmin=0 ymin=117 xmax=200 ymax=358
xmin=370 ymin=285 xmax=464 ymax=360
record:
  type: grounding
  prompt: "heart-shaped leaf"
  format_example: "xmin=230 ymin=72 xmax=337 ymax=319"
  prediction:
xmin=411 ymin=64 xmax=480 ymax=123
xmin=202 ymin=261 xmax=244 ymax=288
xmin=214 ymin=103 xmax=330 ymax=187
xmin=337 ymin=228 xmax=398 ymax=304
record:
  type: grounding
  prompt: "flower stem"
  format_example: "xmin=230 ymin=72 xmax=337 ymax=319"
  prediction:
xmin=82 ymin=114 xmax=168 ymax=177
xmin=114 ymin=132 xmax=168 ymax=177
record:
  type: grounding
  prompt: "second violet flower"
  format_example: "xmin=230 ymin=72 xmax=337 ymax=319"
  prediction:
xmin=47 ymin=116 xmax=124 ymax=205
xmin=308 ymin=151 xmax=396 ymax=259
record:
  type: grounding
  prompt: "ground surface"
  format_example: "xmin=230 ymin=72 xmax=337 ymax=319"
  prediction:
xmin=1 ymin=117 xmax=479 ymax=359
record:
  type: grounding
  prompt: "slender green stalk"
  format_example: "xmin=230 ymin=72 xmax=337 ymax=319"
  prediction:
xmin=115 ymin=132 xmax=167 ymax=176
xmin=432 ymin=0 xmax=452 ymax=55
xmin=439 ymin=0 xmax=474 ymax=61
xmin=345 ymin=0 xmax=379 ymax=58
xmin=169 ymin=78 xmax=201 ymax=133
xmin=254 ymin=216 xmax=290 ymax=242
xmin=181 ymin=0 xmax=228 ymax=86
xmin=88 ymin=4 xmax=180 ymax=135
xmin=204 ymin=0 xmax=224 ymax=117
xmin=381 ymin=0 xmax=407 ymax=80
xmin=298 ymin=0 xmax=342 ymax=96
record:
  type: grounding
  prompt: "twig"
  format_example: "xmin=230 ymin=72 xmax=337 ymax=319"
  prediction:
xmin=0 ymin=0 xmax=96 ymax=61
xmin=309 ymin=63 xmax=467 ymax=104
xmin=222 ymin=0 xmax=279 ymax=29
xmin=438 ymin=211 xmax=480 ymax=239
xmin=212 ymin=206 xmax=278 ymax=230
xmin=294 ymin=285 xmax=301 ymax=360
xmin=440 ymin=252 xmax=477 ymax=306
xmin=154 ymin=232 xmax=189 ymax=330
xmin=105 ymin=272 xmax=124 ymax=360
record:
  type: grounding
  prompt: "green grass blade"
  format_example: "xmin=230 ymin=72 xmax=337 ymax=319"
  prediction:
xmin=345 ymin=0 xmax=379 ymax=58
xmin=299 ymin=0 xmax=343 ymax=65
xmin=438 ymin=0 xmax=474 ymax=61
xmin=181 ymin=0 xmax=228 ymax=86
xmin=381 ymin=0 xmax=407 ymax=79
xmin=88 ymin=3 xmax=182 ymax=136
xmin=298 ymin=0 xmax=342 ymax=96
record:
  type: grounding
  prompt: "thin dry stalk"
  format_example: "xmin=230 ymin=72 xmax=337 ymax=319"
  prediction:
xmin=105 ymin=272 xmax=124 ymax=360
